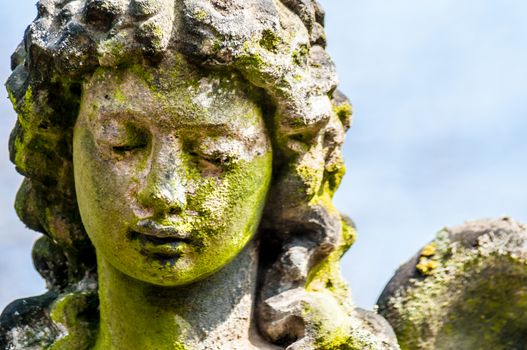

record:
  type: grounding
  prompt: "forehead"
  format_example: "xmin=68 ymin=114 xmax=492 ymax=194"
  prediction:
xmin=81 ymin=58 xmax=264 ymax=132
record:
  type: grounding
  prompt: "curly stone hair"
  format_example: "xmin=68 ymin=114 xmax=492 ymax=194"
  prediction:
xmin=4 ymin=0 xmax=359 ymax=348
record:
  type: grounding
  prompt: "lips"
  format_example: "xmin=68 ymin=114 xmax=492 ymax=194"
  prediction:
xmin=129 ymin=219 xmax=191 ymax=258
xmin=134 ymin=219 xmax=191 ymax=239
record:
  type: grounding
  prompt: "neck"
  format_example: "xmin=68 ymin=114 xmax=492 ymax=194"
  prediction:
xmin=95 ymin=239 xmax=268 ymax=350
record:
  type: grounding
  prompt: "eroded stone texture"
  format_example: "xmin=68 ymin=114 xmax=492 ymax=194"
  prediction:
xmin=6 ymin=2 xmax=522 ymax=349
xmin=378 ymin=217 xmax=527 ymax=350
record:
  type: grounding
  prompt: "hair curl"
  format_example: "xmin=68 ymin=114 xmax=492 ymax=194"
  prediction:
xmin=4 ymin=0 xmax=358 ymax=347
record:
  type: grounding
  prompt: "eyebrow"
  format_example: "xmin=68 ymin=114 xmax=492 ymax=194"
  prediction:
xmin=182 ymin=124 xmax=264 ymax=142
xmin=93 ymin=110 xmax=263 ymax=141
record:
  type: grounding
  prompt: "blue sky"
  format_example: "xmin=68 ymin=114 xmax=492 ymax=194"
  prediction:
xmin=1 ymin=0 xmax=526 ymax=310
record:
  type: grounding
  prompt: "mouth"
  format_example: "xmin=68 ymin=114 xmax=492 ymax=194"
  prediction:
xmin=128 ymin=220 xmax=191 ymax=259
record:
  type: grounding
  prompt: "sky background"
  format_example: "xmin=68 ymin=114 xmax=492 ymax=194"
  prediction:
xmin=0 ymin=0 xmax=526 ymax=311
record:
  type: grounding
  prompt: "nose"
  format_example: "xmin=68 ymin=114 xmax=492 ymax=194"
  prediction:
xmin=138 ymin=141 xmax=187 ymax=215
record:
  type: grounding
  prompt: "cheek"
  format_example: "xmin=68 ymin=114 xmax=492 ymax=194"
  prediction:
xmin=191 ymin=156 xmax=272 ymax=244
xmin=73 ymin=127 xmax=137 ymax=235
xmin=192 ymin=179 xmax=231 ymax=223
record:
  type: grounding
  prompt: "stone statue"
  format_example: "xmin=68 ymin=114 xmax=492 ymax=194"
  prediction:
xmin=4 ymin=1 xmax=525 ymax=349
xmin=377 ymin=217 xmax=527 ymax=350
xmin=0 ymin=0 xmax=398 ymax=349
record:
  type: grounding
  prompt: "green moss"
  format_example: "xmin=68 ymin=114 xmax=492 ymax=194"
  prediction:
xmin=325 ymin=163 xmax=346 ymax=198
xmin=151 ymin=23 xmax=164 ymax=41
xmin=296 ymin=163 xmax=324 ymax=198
xmin=333 ymin=102 xmax=353 ymax=129
xmin=49 ymin=291 xmax=97 ymax=350
xmin=382 ymin=228 xmax=527 ymax=350
xmin=213 ymin=40 xmax=222 ymax=52
xmin=135 ymin=21 xmax=166 ymax=54
xmin=237 ymin=51 xmax=266 ymax=71
xmin=236 ymin=41 xmax=267 ymax=72
xmin=114 ymin=89 xmax=126 ymax=104
xmin=292 ymin=45 xmax=309 ymax=66
xmin=306 ymin=217 xmax=356 ymax=302
xmin=259 ymin=29 xmax=281 ymax=53
xmin=194 ymin=9 xmax=208 ymax=21
xmin=293 ymin=74 xmax=303 ymax=82
xmin=15 ymin=86 xmax=36 ymax=126
xmin=340 ymin=218 xmax=357 ymax=249
xmin=301 ymin=294 xmax=379 ymax=350
xmin=128 ymin=63 xmax=155 ymax=85
xmin=93 ymin=260 xmax=191 ymax=349
xmin=98 ymin=39 xmax=125 ymax=66
xmin=314 ymin=330 xmax=356 ymax=350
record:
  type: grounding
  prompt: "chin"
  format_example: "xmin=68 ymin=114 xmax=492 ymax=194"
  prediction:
xmin=113 ymin=253 xmax=220 ymax=287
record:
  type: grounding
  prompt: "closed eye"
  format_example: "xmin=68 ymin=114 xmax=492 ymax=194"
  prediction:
xmin=109 ymin=123 xmax=149 ymax=155
xmin=112 ymin=142 xmax=147 ymax=154
xmin=188 ymin=150 xmax=234 ymax=170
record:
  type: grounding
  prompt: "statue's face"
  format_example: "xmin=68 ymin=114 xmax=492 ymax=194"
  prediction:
xmin=73 ymin=57 xmax=272 ymax=286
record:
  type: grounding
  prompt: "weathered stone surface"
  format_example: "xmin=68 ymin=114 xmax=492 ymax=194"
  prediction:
xmin=7 ymin=2 xmax=524 ymax=349
xmin=378 ymin=217 xmax=527 ymax=350
xmin=2 ymin=0 xmax=399 ymax=349
xmin=0 ymin=292 xmax=59 ymax=350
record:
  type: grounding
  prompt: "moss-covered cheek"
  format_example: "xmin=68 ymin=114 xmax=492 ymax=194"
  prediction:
xmin=72 ymin=64 xmax=273 ymax=287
